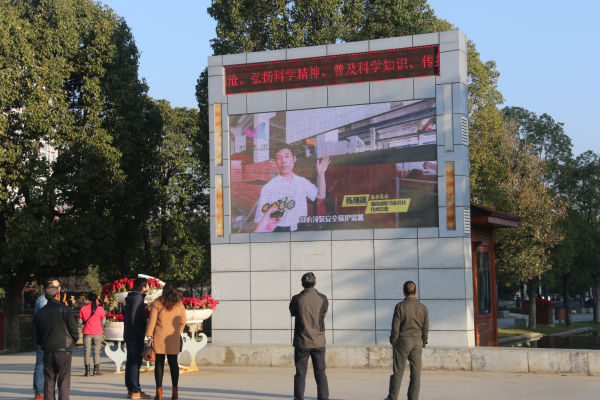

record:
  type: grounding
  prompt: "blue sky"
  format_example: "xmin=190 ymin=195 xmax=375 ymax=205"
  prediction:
xmin=108 ymin=0 xmax=598 ymax=157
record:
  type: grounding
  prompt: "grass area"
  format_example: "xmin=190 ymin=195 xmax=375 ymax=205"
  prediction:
xmin=498 ymin=320 xmax=600 ymax=339
xmin=498 ymin=306 xmax=522 ymax=314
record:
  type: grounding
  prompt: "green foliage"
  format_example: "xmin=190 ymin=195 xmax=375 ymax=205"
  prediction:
xmin=466 ymin=41 xmax=505 ymax=205
xmin=1 ymin=0 xmax=120 ymax=280
xmin=498 ymin=306 xmax=521 ymax=314
xmin=357 ymin=0 xmax=437 ymax=40
xmin=84 ymin=266 xmax=103 ymax=295
xmin=465 ymin=49 xmax=566 ymax=310
xmin=95 ymin=20 xmax=163 ymax=279
xmin=147 ymin=99 xmax=210 ymax=286
xmin=502 ymin=107 xmax=573 ymax=185
xmin=208 ymin=0 xmax=290 ymax=54
xmin=0 ymin=0 xmax=162 ymax=351
xmin=207 ymin=0 xmax=442 ymax=54
xmin=493 ymin=119 xmax=566 ymax=286
xmin=195 ymin=68 xmax=210 ymax=186
xmin=548 ymin=151 xmax=600 ymax=322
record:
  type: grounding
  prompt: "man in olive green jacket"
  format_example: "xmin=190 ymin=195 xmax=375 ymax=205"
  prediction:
xmin=384 ymin=281 xmax=429 ymax=400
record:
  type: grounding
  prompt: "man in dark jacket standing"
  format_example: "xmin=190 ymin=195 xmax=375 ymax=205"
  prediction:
xmin=123 ymin=277 xmax=150 ymax=399
xmin=289 ymin=272 xmax=329 ymax=400
xmin=384 ymin=281 xmax=429 ymax=400
xmin=32 ymin=285 xmax=79 ymax=400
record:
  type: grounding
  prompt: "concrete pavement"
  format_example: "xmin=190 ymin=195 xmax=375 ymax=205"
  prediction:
xmin=1 ymin=348 xmax=599 ymax=399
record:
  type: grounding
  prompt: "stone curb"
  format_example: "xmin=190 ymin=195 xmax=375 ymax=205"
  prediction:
xmin=549 ymin=327 xmax=592 ymax=336
xmin=498 ymin=333 xmax=543 ymax=345
xmin=176 ymin=344 xmax=600 ymax=376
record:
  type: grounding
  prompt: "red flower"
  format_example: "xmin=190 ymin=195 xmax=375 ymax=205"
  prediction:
xmin=147 ymin=278 xmax=163 ymax=289
xmin=523 ymin=299 xmax=553 ymax=308
xmin=106 ymin=313 xmax=124 ymax=322
xmin=102 ymin=283 xmax=112 ymax=297
xmin=182 ymin=296 xmax=218 ymax=310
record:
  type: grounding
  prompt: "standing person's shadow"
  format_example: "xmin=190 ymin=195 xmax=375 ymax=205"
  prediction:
xmin=179 ymin=386 xmax=345 ymax=400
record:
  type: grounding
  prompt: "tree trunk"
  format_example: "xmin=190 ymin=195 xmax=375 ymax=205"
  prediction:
xmin=527 ymin=280 xmax=536 ymax=329
xmin=594 ymin=277 xmax=600 ymax=323
xmin=543 ymin=284 xmax=549 ymax=299
xmin=4 ymin=279 xmax=27 ymax=352
xmin=120 ymin=247 xmax=128 ymax=278
xmin=563 ymin=275 xmax=572 ymax=327
xmin=580 ymin=288 xmax=587 ymax=310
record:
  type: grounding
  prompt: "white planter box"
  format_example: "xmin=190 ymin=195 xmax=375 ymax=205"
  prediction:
xmin=104 ymin=322 xmax=124 ymax=339
xmin=117 ymin=292 xmax=130 ymax=304
xmin=185 ymin=309 xmax=213 ymax=321
xmin=194 ymin=309 xmax=213 ymax=321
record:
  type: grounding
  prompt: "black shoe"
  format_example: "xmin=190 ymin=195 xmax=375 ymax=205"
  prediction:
xmin=94 ymin=364 xmax=103 ymax=376
xmin=85 ymin=365 xmax=91 ymax=377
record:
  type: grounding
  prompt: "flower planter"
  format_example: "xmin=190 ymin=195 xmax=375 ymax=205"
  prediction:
xmin=537 ymin=307 xmax=553 ymax=325
xmin=104 ymin=322 xmax=124 ymax=339
xmin=185 ymin=309 xmax=213 ymax=321
xmin=193 ymin=309 xmax=213 ymax=321
xmin=523 ymin=304 xmax=553 ymax=325
xmin=117 ymin=292 xmax=130 ymax=304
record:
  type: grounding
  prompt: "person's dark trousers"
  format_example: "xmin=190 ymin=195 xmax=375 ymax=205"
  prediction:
xmin=388 ymin=337 xmax=423 ymax=400
xmin=294 ymin=346 xmax=329 ymax=400
xmin=33 ymin=344 xmax=44 ymax=396
xmin=125 ymin=342 xmax=144 ymax=394
xmin=43 ymin=351 xmax=72 ymax=400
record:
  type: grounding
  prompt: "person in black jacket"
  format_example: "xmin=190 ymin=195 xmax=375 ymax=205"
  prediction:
xmin=123 ymin=277 xmax=151 ymax=399
xmin=32 ymin=285 xmax=79 ymax=400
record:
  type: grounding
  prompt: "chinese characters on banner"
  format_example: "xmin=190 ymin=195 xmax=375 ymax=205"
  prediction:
xmin=225 ymin=45 xmax=439 ymax=95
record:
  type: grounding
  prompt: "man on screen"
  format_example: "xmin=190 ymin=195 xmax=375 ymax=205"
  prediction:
xmin=254 ymin=143 xmax=329 ymax=232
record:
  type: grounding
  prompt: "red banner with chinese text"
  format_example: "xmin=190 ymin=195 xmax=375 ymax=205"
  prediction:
xmin=224 ymin=45 xmax=439 ymax=95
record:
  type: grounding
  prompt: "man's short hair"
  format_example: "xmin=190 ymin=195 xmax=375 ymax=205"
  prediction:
xmin=43 ymin=277 xmax=58 ymax=289
xmin=403 ymin=281 xmax=416 ymax=296
xmin=133 ymin=277 xmax=148 ymax=292
xmin=45 ymin=286 xmax=59 ymax=300
xmin=301 ymin=272 xmax=316 ymax=289
xmin=271 ymin=142 xmax=294 ymax=159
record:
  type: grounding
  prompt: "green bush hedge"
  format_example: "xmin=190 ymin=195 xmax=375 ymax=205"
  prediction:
xmin=498 ymin=306 xmax=522 ymax=314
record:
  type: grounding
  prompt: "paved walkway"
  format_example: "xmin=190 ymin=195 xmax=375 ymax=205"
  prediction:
xmin=1 ymin=348 xmax=598 ymax=399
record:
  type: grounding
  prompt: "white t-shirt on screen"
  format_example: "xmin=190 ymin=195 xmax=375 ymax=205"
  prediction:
xmin=254 ymin=173 xmax=318 ymax=231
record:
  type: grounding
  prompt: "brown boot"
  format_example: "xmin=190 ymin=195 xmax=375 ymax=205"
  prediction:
xmin=131 ymin=393 xmax=151 ymax=399
xmin=171 ymin=387 xmax=178 ymax=400
xmin=154 ymin=387 xmax=163 ymax=400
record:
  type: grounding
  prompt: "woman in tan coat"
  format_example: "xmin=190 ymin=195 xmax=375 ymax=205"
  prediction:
xmin=146 ymin=282 xmax=186 ymax=400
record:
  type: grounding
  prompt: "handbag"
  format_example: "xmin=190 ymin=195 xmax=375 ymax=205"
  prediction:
xmin=142 ymin=339 xmax=156 ymax=362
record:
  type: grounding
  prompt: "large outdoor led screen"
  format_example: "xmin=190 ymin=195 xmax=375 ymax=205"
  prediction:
xmin=229 ymin=100 xmax=438 ymax=233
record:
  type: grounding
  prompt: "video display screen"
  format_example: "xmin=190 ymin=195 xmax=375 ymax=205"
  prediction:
xmin=229 ymin=100 xmax=438 ymax=233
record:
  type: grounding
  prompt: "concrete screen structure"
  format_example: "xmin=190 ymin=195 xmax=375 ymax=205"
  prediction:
xmin=209 ymin=30 xmax=473 ymax=346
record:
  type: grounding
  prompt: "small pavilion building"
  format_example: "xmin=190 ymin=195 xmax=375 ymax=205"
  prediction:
xmin=470 ymin=202 xmax=522 ymax=347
